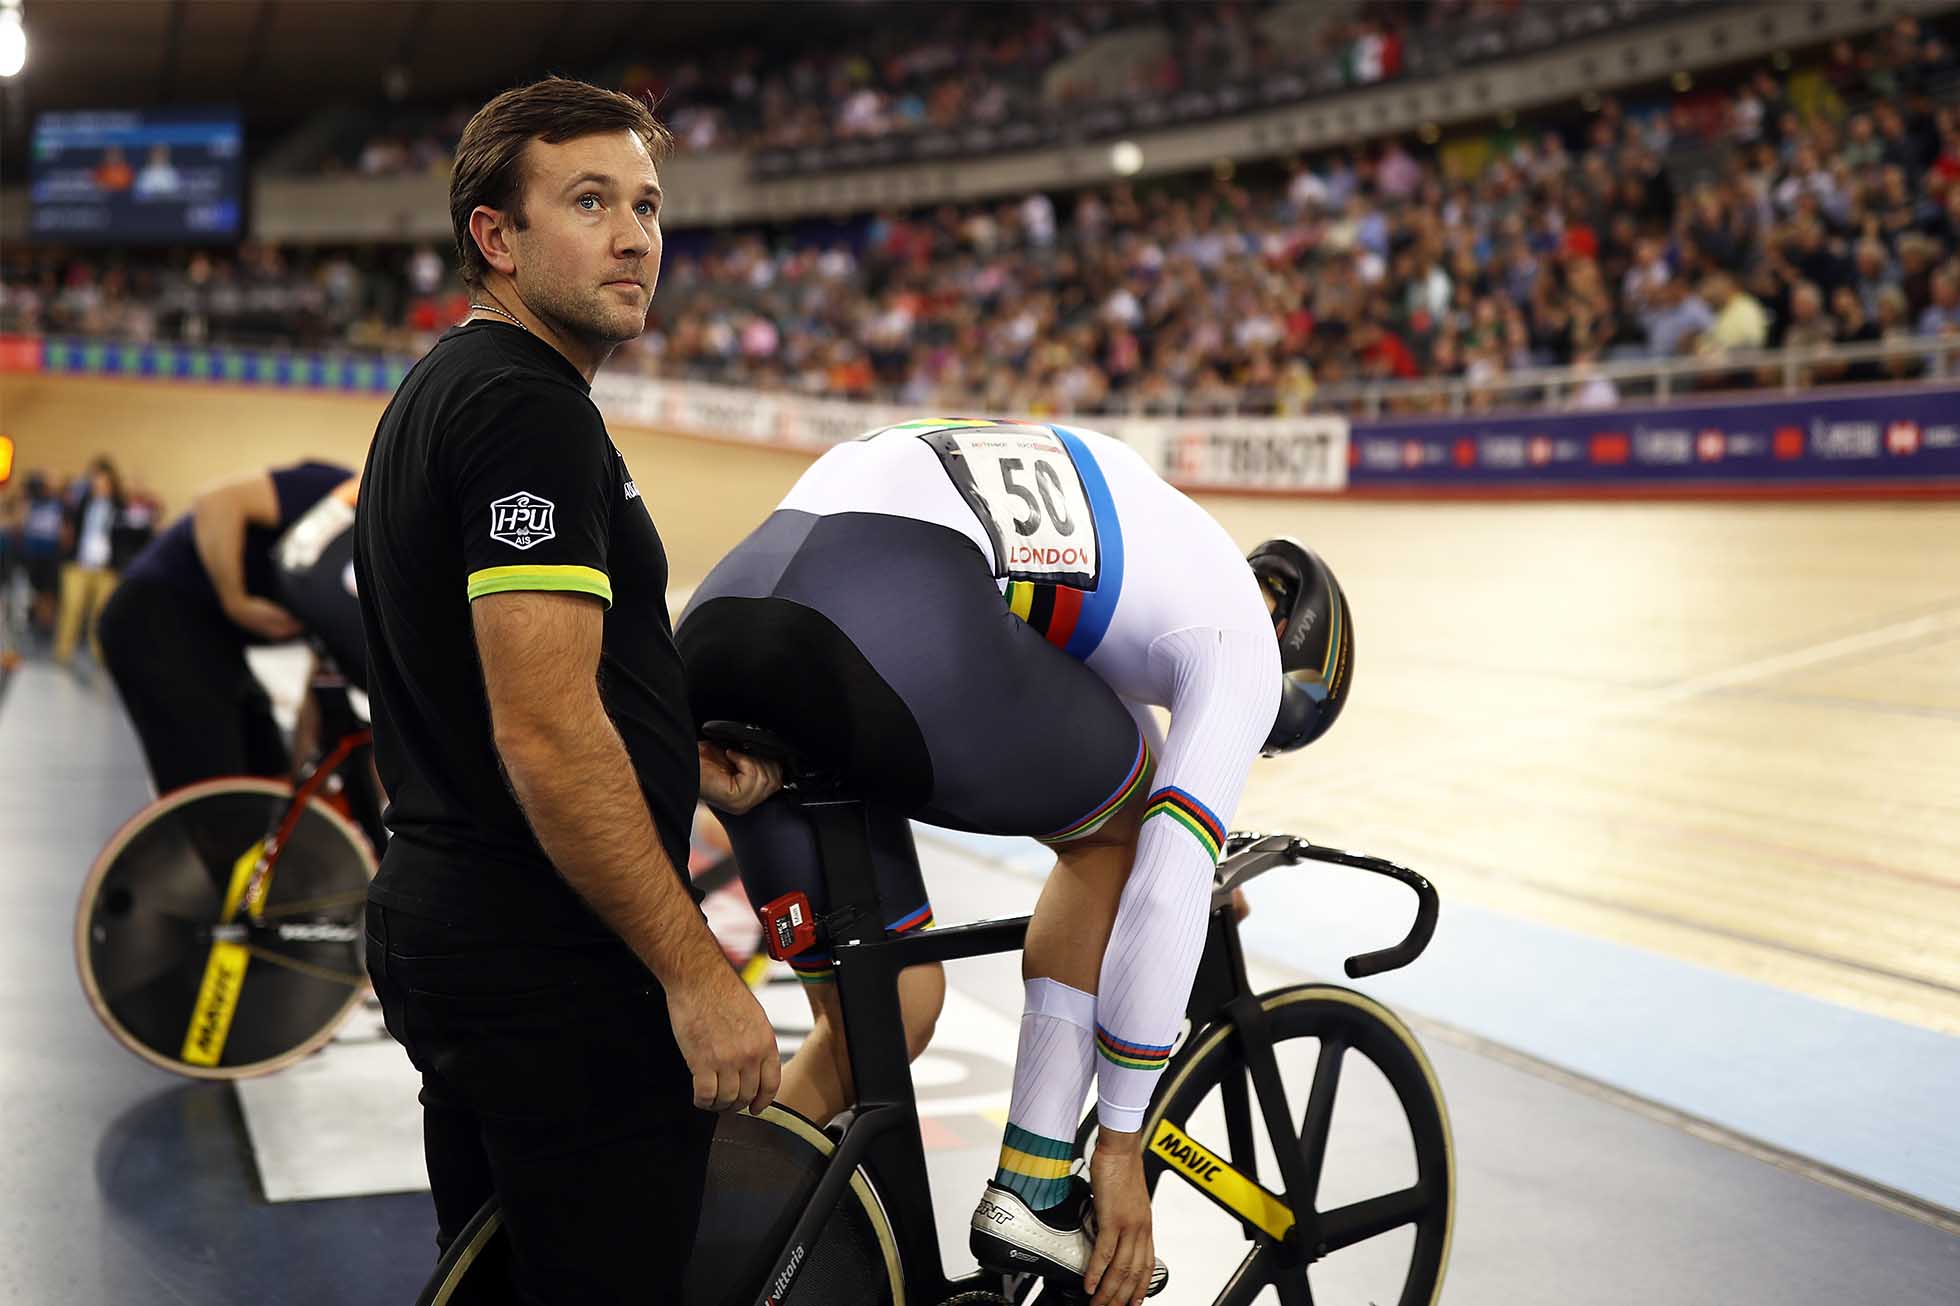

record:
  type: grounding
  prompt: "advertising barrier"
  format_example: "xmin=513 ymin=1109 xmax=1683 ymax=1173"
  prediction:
xmin=7 ymin=334 xmax=1956 ymax=497
xmin=590 ymin=372 xmax=1353 ymax=492
xmin=1344 ymin=387 xmax=1960 ymax=496
xmin=0 ymin=334 xmax=411 ymax=394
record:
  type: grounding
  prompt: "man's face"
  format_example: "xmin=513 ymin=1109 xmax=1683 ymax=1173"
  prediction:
xmin=506 ymin=130 xmax=663 ymax=347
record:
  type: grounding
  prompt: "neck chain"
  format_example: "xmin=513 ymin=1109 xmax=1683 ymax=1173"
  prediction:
xmin=467 ymin=299 xmax=529 ymax=333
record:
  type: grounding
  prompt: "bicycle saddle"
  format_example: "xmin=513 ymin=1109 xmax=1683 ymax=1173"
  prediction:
xmin=700 ymin=720 xmax=840 ymax=794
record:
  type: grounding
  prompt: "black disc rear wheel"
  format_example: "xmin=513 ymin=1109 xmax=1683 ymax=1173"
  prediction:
xmin=75 ymin=778 xmax=374 ymax=1078
xmin=417 ymin=1105 xmax=903 ymax=1306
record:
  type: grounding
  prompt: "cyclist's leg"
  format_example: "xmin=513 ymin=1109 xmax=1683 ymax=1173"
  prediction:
xmin=783 ymin=960 xmax=946 ymax=1127
xmin=1022 ymin=701 xmax=1161 ymax=993
xmin=717 ymin=793 xmax=943 ymax=1124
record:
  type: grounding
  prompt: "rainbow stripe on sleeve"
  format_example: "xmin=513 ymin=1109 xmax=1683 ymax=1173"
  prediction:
xmin=1143 ymin=786 xmax=1225 ymax=863
xmin=1095 ymin=1023 xmax=1175 ymax=1072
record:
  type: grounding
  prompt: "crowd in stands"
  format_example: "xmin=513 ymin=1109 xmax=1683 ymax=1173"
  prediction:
xmin=329 ymin=0 xmax=1427 ymax=174
xmin=4 ymin=16 xmax=1959 ymax=416
xmin=0 ymin=242 xmax=456 ymax=354
xmin=639 ymin=15 xmax=1960 ymax=412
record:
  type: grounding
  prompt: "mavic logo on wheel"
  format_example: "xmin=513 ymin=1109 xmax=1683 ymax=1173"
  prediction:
xmin=488 ymin=492 xmax=556 ymax=550
xmin=1150 ymin=1120 xmax=1295 ymax=1240
xmin=182 ymin=943 xmax=250 ymax=1066
xmin=1153 ymin=1131 xmax=1224 ymax=1184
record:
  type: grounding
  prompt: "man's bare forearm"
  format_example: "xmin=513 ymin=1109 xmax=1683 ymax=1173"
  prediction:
xmin=497 ymin=703 xmax=724 ymax=986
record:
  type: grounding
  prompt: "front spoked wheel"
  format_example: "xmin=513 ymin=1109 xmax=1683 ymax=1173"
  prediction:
xmin=1080 ymin=985 xmax=1453 ymax=1306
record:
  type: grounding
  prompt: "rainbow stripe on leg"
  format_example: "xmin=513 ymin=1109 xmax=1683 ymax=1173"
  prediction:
xmin=1095 ymin=1023 xmax=1174 ymax=1073
xmin=787 ymin=901 xmax=935 ymax=985
xmin=1040 ymin=734 xmax=1151 ymax=845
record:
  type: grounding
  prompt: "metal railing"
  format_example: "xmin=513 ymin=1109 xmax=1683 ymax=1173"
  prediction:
xmin=640 ymin=332 xmax=1960 ymax=421
xmin=8 ymin=323 xmax=1957 ymax=426
xmin=1309 ymin=334 xmax=1960 ymax=420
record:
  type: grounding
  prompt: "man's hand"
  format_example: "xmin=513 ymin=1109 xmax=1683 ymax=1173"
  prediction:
xmin=698 ymin=742 xmax=783 ymax=815
xmin=665 ymin=956 xmax=782 ymax=1113
xmin=228 ymin=596 xmax=305 ymax=642
xmin=1085 ymin=1128 xmax=1156 ymax=1306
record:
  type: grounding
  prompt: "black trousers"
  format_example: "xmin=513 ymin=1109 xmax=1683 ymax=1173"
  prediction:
xmin=365 ymin=903 xmax=714 ymax=1305
xmin=97 ymin=576 xmax=288 ymax=794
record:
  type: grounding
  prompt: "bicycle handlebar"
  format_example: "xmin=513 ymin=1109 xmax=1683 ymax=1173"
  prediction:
xmin=1213 ymin=833 xmax=1439 ymax=978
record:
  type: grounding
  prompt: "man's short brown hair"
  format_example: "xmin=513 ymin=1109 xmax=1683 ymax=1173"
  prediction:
xmin=449 ymin=76 xmax=673 ymax=290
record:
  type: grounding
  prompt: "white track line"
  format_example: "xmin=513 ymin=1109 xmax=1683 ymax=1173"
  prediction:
xmin=1316 ymin=603 xmax=1960 ymax=802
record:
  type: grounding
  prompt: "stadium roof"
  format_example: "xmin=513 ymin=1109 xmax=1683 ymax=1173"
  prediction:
xmin=0 ymin=0 xmax=815 ymax=171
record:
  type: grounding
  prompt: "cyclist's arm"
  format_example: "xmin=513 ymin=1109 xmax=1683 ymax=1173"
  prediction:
xmin=1093 ymin=625 xmax=1278 ymax=1130
xmin=473 ymin=589 xmax=728 ymax=987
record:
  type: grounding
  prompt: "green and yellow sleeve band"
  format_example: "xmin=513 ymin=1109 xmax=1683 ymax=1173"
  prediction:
xmin=466 ymin=564 xmax=613 ymax=608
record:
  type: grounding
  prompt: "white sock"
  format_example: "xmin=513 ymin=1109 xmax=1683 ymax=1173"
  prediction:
xmin=993 ymin=977 xmax=1096 ymax=1210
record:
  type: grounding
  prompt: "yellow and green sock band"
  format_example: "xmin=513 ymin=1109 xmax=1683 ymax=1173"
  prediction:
xmin=993 ymin=1122 xmax=1076 ymax=1210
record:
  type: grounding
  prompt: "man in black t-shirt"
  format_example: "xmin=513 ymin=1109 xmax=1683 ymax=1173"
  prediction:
xmin=97 ymin=459 xmax=352 ymax=794
xmin=355 ymin=78 xmax=781 ymax=1303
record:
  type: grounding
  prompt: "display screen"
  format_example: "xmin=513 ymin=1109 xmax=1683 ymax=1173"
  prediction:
xmin=29 ymin=110 xmax=244 ymax=244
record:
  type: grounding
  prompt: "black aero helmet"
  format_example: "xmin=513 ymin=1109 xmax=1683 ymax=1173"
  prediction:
xmin=1248 ymin=538 xmax=1353 ymax=756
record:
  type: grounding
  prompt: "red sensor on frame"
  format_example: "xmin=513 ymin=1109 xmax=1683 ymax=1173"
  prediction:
xmin=759 ymin=892 xmax=819 ymax=961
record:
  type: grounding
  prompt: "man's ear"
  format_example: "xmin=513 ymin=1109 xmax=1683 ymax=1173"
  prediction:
xmin=469 ymin=205 xmax=518 ymax=278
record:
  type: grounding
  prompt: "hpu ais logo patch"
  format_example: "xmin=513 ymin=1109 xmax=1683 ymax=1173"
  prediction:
xmin=488 ymin=491 xmax=556 ymax=550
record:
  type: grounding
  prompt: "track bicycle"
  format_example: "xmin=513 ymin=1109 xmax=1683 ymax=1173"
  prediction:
xmin=74 ymin=651 xmax=385 ymax=1078
xmin=417 ymin=721 xmax=1452 ymax=1305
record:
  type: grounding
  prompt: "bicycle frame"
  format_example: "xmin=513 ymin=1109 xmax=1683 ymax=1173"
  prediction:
xmin=742 ymin=803 xmax=1439 ymax=1306
xmin=226 ymin=668 xmax=383 ymax=935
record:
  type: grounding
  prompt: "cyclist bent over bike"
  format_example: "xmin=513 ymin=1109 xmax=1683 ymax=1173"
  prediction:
xmin=678 ymin=418 xmax=1352 ymax=1306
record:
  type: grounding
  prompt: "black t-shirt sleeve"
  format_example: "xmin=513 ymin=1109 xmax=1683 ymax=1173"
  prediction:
xmin=448 ymin=383 xmax=616 ymax=608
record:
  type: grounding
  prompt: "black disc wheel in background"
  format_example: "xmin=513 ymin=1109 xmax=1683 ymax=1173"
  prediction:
xmin=417 ymin=1105 xmax=902 ymax=1306
xmin=1080 ymin=984 xmax=1453 ymax=1306
xmin=75 ymin=778 xmax=375 ymax=1079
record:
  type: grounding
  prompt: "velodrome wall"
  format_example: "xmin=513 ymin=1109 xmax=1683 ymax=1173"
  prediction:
xmin=4 ymin=338 xmax=1957 ymax=529
xmin=0 ymin=343 xmax=814 ymax=578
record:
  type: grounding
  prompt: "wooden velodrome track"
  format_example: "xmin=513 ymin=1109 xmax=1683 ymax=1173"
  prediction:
xmin=7 ymin=373 xmax=1958 ymax=1036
